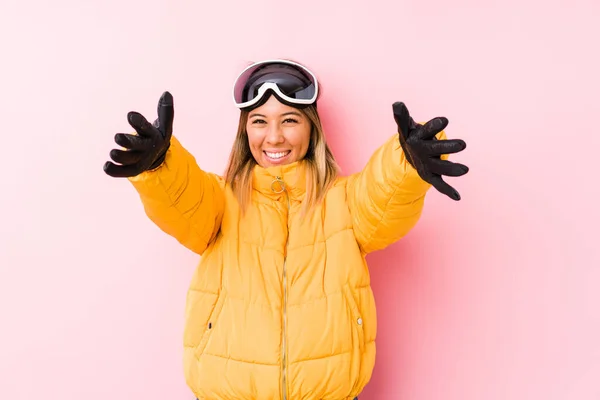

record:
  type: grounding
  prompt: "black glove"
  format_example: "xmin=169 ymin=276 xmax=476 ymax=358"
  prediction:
xmin=392 ymin=101 xmax=468 ymax=201
xmin=103 ymin=91 xmax=174 ymax=178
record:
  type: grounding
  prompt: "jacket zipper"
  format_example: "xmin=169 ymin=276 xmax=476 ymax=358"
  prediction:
xmin=274 ymin=176 xmax=290 ymax=400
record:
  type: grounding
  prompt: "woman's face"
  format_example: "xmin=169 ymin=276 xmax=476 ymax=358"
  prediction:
xmin=246 ymin=95 xmax=311 ymax=168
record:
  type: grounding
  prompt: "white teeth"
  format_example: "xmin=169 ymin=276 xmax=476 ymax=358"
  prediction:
xmin=265 ymin=151 xmax=289 ymax=159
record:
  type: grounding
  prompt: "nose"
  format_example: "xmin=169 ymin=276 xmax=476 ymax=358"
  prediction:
xmin=265 ymin=125 xmax=285 ymax=144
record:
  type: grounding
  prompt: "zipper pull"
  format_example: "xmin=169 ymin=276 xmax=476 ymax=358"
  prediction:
xmin=271 ymin=176 xmax=286 ymax=193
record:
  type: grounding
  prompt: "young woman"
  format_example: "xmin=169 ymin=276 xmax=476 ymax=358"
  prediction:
xmin=103 ymin=59 xmax=468 ymax=400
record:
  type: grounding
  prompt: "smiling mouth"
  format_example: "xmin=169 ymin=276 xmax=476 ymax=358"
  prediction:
xmin=264 ymin=150 xmax=291 ymax=161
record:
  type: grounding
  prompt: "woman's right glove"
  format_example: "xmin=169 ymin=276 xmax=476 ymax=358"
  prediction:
xmin=103 ymin=91 xmax=174 ymax=178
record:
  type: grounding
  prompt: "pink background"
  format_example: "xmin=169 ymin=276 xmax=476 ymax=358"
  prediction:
xmin=1 ymin=0 xmax=599 ymax=399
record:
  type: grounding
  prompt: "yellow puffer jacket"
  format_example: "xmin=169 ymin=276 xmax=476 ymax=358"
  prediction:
xmin=128 ymin=129 xmax=445 ymax=400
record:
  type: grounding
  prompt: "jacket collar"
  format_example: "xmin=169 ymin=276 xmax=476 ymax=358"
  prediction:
xmin=252 ymin=161 xmax=307 ymax=201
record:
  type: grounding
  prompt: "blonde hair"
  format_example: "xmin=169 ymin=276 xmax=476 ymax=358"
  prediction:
xmin=224 ymin=103 xmax=339 ymax=215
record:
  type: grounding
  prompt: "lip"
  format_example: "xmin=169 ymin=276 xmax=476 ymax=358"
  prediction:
xmin=263 ymin=150 xmax=292 ymax=165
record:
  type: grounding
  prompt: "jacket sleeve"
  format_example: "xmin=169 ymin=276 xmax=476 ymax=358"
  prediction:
xmin=127 ymin=135 xmax=225 ymax=255
xmin=346 ymin=129 xmax=447 ymax=254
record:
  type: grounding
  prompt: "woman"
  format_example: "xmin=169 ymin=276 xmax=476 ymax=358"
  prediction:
xmin=103 ymin=59 xmax=468 ymax=400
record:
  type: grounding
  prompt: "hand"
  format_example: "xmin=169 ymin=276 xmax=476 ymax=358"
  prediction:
xmin=392 ymin=101 xmax=468 ymax=201
xmin=103 ymin=91 xmax=174 ymax=178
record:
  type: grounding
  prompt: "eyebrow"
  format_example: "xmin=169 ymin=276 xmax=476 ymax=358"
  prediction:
xmin=249 ymin=111 xmax=303 ymax=118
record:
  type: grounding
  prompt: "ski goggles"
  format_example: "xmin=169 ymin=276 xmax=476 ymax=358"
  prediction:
xmin=232 ymin=59 xmax=319 ymax=109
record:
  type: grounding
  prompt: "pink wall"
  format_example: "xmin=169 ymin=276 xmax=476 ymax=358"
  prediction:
xmin=1 ymin=0 xmax=599 ymax=399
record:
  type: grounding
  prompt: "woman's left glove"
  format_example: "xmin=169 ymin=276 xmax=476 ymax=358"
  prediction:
xmin=392 ymin=101 xmax=469 ymax=201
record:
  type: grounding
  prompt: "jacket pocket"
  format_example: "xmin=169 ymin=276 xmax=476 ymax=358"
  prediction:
xmin=342 ymin=285 xmax=365 ymax=354
xmin=194 ymin=292 xmax=226 ymax=359
xmin=343 ymin=284 xmax=366 ymax=397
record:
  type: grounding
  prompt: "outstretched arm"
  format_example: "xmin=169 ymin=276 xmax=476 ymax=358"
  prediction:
xmin=346 ymin=102 xmax=468 ymax=254
xmin=104 ymin=92 xmax=225 ymax=255
xmin=127 ymin=136 xmax=225 ymax=255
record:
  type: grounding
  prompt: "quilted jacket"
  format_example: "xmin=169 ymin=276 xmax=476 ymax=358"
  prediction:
xmin=127 ymin=129 xmax=445 ymax=399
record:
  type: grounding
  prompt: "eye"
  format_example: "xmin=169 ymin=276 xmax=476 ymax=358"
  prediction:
xmin=251 ymin=119 xmax=266 ymax=124
xmin=283 ymin=118 xmax=299 ymax=124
